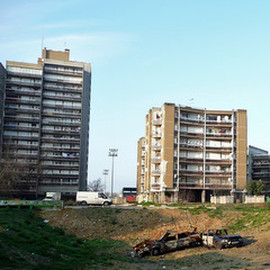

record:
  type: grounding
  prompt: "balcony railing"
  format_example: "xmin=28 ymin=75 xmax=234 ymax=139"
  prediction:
xmin=152 ymin=157 xmax=161 ymax=163
xmin=152 ymin=131 xmax=162 ymax=138
xmin=152 ymin=169 xmax=161 ymax=176
xmin=152 ymin=144 xmax=161 ymax=151
xmin=152 ymin=119 xmax=162 ymax=125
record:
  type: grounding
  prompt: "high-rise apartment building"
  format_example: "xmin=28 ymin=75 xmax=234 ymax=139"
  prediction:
xmin=0 ymin=48 xmax=91 ymax=197
xmin=137 ymin=103 xmax=247 ymax=203
xmin=0 ymin=63 xmax=6 ymax=152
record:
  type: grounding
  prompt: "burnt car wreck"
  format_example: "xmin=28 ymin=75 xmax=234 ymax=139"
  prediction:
xmin=132 ymin=228 xmax=202 ymax=257
xmin=201 ymin=228 xmax=244 ymax=249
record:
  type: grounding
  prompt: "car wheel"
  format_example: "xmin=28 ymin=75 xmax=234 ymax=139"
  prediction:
xmin=103 ymin=202 xmax=109 ymax=206
xmin=151 ymin=249 xmax=160 ymax=256
xmin=81 ymin=201 xmax=87 ymax=206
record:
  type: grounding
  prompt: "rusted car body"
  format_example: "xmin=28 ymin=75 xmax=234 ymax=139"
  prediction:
xmin=132 ymin=228 xmax=202 ymax=257
xmin=201 ymin=228 xmax=243 ymax=249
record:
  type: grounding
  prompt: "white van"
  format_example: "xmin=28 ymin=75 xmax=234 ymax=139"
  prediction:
xmin=76 ymin=191 xmax=112 ymax=206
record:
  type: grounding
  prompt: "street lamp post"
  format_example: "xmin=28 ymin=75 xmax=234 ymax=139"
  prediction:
xmin=108 ymin=148 xmax=118 ymax=197
xmin=103 ymin=169 xmax=109 ymax=193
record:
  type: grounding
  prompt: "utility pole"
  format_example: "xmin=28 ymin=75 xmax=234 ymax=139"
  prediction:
xmin=108 ymin=149 xmax=118 ymax=197
xmin=103 ymin=169 xmax=109 ymax=193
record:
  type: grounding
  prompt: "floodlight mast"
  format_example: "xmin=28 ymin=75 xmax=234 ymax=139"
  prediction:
xmin=103 ymin=169 xmax=109 ymax=193
xmin=108 ymin=149 xmax=118 ymax=197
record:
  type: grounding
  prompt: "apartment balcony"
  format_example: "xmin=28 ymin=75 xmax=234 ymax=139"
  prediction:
xmin=44 ymin=77 xmax=82 ymax=86
xmin=179 ymin=117 xmax=204 ymax=125
xmin=42 ymin=120 xmax=81 ymax=127
xmin=179 ymin=145 xmax=203 ymax=151
xmin=42 ymin=103 xmax=82 ymax=110
xmin=41 ymin=137 xmax=80 ymax=144
xmin=7 ymin=71 xmax=42 ymax=79
xmin=42 ymin=94 xmax=81 ymax=102
xmin=41 ymin=129 xmax=81 ymax=137
xmin=152 ymin=131 xmax=162 ymax=138
xmin=152 ymin=119 xmax=162 ymax=125
xmin=253 ymin=171 xmax=270 ymax=176
xmin=39 ymin=181 xmax=79 ymax=186
xmin=4 ymin=115 xmax=40 ymax=123
xmin=179 ymin=170 xmax=203 ymax=177
xmin=6 ymin=88 xmax=41 ymax=97
xmin=152 ymin=157 xmax=161 ymax=163
xmin=151 ymin=183 xmax=161 ymax=190
xmin=2 ymin=153 xmax=39 ymax=159
xmin=152 ymin=169 xmax=161 ymax=176
xmin=5 ymin=98 xmax=41 ymax=106
xmin=179 ymin=157 xmax=204 ymax=163
xmin=4 ymin=125 xmax=39 ymax=132
xmin=180 ymin=131 xmax=204 ymax=138
xmin=152 ymin=144 xmax=161 ymax=151
xmin=40 ymin=155 xmax=80 ymax=161
xmin=178 ymin=158 xmax=203 ymax=164
xmin=206 ymin=145 xmax=232 ymax=150
xmin=206 ymin=132 xmax=232 ymax=138
xmin=40 ymin=146 xmax=80 ymax=152
xmin=205 ymin=170 xmax=232 ymax=177
xmin=206 ymin=119 xmax=232 ymax=125
xmin=141 ymin=151 xmax=146 ymax=157
xmin=252 ymin=161 xmax=270 ymax=167
xmin=40 ymin=164 xmax=80 ymax=170
xmin=206 ymin=160 xmax=233 ymax=165
xmin=4 ymin=107 xmax=40 ymax=114
xmin=42 ymin=111 xmax=81 ymax=119
xmin=3 ymin=143 xmax=38 ymax=150
xmin=44 ymin=84 xmax=82 ymax=93
xmin=3 ymin=135 xmax=39 ymax=141
xmin=205 ymin=148 xmax=232 ymax=154
xmin=44 ymin=67 xmax=83 ymax=77
xmin=6 ymin=79 xmax=41 ymax=88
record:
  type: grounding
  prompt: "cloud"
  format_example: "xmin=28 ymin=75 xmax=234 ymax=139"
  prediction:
xmin=0 ymin=32 xmax=138 ymax=66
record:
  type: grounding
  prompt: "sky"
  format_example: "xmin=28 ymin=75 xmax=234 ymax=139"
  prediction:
xmin=1 ymin=0 xmax=270 ymax=193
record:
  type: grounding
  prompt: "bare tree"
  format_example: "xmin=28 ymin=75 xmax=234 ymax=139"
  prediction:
xmin=0 ymin=140 xmax=39 ymax=198
xmin=88 ymin=178 xmax=104 ymax=192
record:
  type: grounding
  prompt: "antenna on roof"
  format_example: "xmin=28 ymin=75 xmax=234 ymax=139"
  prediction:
xmin=41 ymin=27 xmax=45 ymax=51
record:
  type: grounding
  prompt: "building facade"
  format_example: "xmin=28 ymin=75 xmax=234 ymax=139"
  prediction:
xmin=0 ymin=63 xmax=6 ymax=154
xmin=248 ymin=146 xmax=270 ymax=193
xmin=0 ymin=48 xmax=91 ymax=197
xmin=137 ymin=103 xmax=247 ymax=203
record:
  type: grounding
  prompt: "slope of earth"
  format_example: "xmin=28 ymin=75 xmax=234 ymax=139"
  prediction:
xmin=40 ymin=205 xmax=270 ymax=270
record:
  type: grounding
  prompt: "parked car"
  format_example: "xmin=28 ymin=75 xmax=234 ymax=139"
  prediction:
xmin=201 ymin=228 xmax=243 ymax=249
xmin=43 ymin=192 xmax=61 ymax=201
xmin=132 ymin=228 xmax=202 ymax=257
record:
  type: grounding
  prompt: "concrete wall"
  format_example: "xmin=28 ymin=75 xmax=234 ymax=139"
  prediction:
xmin=236 ymin=110 xmax=247 ymax=190
xmin=210 ymin=195 xmax=234 ymax=204
xmin=245 ymin=195 xmax=265 ymax=204
xmin=79 ymin=66 xmax=91 ymax=191
xmin=162 ymin=104 xmax=175 ymax=189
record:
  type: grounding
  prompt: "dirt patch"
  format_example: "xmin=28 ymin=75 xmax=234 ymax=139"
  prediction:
xmin=39 ymin=206 xmax=270 ymax=270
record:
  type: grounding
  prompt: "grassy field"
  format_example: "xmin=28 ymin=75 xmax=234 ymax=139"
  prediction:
xmin=0 ymin=204 xmax=269 ymax=269
xmin=0 ymin=208 xmax=132 ymax=270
